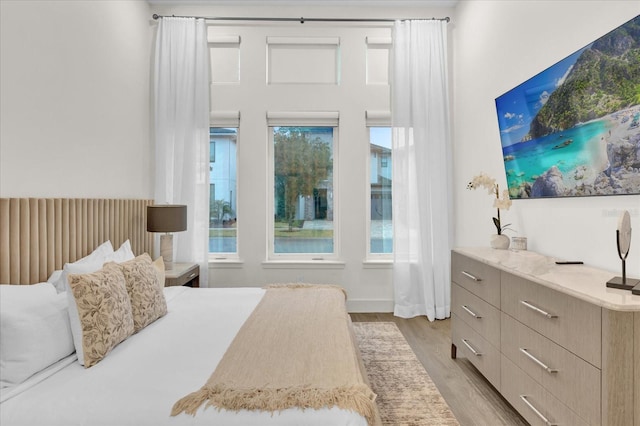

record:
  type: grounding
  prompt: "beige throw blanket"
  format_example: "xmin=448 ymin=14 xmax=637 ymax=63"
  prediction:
xmin=171 ymin=284 xmax=378 ymax=425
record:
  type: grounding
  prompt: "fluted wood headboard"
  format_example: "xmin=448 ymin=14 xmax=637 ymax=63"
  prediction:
xmin=0 ymin=198 xmax=154 ymax=285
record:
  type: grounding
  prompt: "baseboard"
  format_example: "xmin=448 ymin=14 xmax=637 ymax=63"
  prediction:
xmin=347 ymin=298 xmax=394 ymax=313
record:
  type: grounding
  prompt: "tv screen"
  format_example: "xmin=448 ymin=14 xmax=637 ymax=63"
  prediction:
xmin=495 ymin=15 xmax=640 ymax=199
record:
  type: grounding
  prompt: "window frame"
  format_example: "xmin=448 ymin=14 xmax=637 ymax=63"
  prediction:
xmin=366 ymin=121 xmax=393 ymax=261
xmin=208 ymin=121 xmax=240 ymax=262
xmin=266 ymin=120 xmax=340 ymax=261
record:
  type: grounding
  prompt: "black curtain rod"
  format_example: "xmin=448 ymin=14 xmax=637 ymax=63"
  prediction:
xmin=152 ymin=13 xmax=449 ymax=24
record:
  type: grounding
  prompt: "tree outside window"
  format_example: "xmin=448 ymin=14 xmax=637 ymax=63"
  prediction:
xmin=272 ymin=126 xmax=334 ymax=254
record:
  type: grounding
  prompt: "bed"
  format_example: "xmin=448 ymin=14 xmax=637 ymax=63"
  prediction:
xmin=0 ymin=198 xmax=378 ymax=426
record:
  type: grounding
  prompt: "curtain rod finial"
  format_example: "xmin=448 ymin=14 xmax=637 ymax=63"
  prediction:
xmin=153 ymin=14 xmax=160 ymax=20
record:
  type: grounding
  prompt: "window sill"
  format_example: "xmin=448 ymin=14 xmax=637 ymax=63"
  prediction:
xmin=262 ymin=260 xmax=346 ymax=269
xmin=208 ymin=258 xmax=244 ymax=269
xmin=362 ymin=259 xmax=393 ymax=269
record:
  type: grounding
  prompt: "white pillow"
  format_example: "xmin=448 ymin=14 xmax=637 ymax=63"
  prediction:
xmin=47 ymin=270 xmax=63 ymax=286
xmin=104 ymin=240 xmax=135 ymax=263
xmin=52 ymin=240 xmax=114 ymax=293
xmin=153 ymin=256 xmax=165 ymax=292
xmin=0 ymin=283 xmax=75 ymax=388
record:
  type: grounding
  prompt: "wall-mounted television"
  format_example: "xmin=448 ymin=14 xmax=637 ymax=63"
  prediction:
xmin=495 ymin=15 xmax=640 ymax=199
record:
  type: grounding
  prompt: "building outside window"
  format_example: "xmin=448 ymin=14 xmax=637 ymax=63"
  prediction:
xmin=270 ymin=126 xmax=335 ymax=255
xmin=369 ymin=127 xmax=392 ymax=255
xmin=209 ymin=127 xmax=237 ymax=254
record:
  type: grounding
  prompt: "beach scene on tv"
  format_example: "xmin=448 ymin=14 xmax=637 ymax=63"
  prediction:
xmin=495 ymin=15 xmax=640 ymax=199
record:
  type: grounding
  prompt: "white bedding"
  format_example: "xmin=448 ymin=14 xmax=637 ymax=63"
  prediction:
xmin=0 ymin=287 xmax=368 ymax=426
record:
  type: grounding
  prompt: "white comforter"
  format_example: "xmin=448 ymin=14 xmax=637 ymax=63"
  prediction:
xmin=0 ymin=287 xmax=367 ymax=426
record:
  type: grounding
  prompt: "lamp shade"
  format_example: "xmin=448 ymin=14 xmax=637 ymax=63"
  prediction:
xmin=147 ymin=205 xmax=187 ymax=233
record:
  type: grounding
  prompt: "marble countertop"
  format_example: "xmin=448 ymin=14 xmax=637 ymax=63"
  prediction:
xmin=453 ymin=247 xmax=640 ymax=311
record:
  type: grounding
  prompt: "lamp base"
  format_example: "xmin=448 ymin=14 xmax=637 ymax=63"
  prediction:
xmin=606 ymin=276 xmax=640 ymax=291
xmin=160 ymin=234 xmax=174 ymax=270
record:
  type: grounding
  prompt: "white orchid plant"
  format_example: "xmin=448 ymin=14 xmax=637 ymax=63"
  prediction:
xmin=467 ymin=173 xmax=512 ymax=235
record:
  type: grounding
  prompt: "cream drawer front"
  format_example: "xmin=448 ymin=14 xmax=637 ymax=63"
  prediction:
xmin=452 ymin=313 xmax=500 ymax=390
xmin=501 ymin=271 xmax=601 ymax=368
xmin=501 ymin=313 xmax=601 ymax=424
xmin=451 ymin=251 xmax=500 ymax=308
xmin=451 ymin=283 xmax=500 ymax=348
xmin=501 ymin=355 xmax=589 ymax=426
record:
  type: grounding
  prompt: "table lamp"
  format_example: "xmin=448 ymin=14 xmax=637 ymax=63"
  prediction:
xmin=147 ymin=204 xmax=187 ymax=270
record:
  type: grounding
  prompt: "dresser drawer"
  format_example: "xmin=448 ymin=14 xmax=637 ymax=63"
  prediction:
xmin=451 ymin=251 xmax=500 ymax=308
xmin=501 ymin=355 xmax=589 ymax=426
xmin=452 ymin=283 xmax=501 ymax=348
xmin=501 ymin=271 xmax=601 ymax=368
xmin=452 ymin=313 xmax=500 ymax=390
xmin=165 ymin=263 xmax=200 ymax=287
xmin=501 ymin=312 xmax=601 ymax=424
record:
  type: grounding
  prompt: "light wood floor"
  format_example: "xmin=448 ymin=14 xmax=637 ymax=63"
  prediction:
xmin=351 ymin=313 xmax=528 ymax=426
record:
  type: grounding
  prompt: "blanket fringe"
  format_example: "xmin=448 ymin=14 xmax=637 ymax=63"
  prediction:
xmin=171 ymin=384 xmax=377 ymax=425
xmin=171 ymin=388 xmax=210 ymax=416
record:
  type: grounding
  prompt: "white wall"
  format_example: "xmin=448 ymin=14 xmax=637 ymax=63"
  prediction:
xmin=3 ymin=0 xmax=637 ymax=310
xmin=453 ymin=1 xmax=640 ymax=276
xmin=151 ymin=3 xmax=454 ymax=310
xmin=0 ymin=0 xmax=153 ymax=199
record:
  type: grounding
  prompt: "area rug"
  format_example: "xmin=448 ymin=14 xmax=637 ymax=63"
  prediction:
xmin=353 ymin=322 xmax=460 ymax=426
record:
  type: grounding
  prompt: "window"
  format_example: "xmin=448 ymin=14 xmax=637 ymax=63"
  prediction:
xmin=270 ymin=126 xmax=335 ymax=256
xmin=209 ymin=128 xmax=237 ymax=254
xmin=369 ymin=127 xmax=392 ymax=255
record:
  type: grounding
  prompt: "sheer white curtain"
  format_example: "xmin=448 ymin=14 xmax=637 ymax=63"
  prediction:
xmin=154 ymin=17 xmax=210 ymax=285
xmin=391 ymin=20 xmax=452 ymax=321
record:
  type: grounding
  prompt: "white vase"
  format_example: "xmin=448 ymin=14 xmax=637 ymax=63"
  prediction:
xmin=490 ymin=234 xmax=510 ymax=250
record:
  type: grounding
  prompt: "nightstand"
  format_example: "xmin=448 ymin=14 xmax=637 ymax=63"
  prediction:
xmin=164 ymin=263 xmax=200 ymax=288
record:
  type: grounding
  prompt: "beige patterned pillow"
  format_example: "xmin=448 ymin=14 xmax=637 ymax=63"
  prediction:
xmin=111 ymin=253 xmax=167 ymax=333
xmin=68 ymin=263 xmax=134 ymax=368
xmin=153 ymin=256 xmax=165 ymax=291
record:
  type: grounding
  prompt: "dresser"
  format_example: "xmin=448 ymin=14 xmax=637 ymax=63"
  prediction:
xmin=451 ymin=248 xmax=640 ymax=426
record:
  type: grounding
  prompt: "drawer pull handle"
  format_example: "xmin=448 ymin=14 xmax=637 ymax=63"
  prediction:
xmin=520 ymin=300 xmax=557 ymax=319
xmin=519 ymin=348 xmax=558 ymax=374
xmin=461 ymin=271 xmax=482 ymax=282
xmin=461 ymin=339 xmax=482 ymax=356
xmin=188 ymin=273 xmax=196 ymax=279
xmin=461 ymin=305 xmax=482 ymax=319
xmin=519 ymin=395 xmax=558 ymax=426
